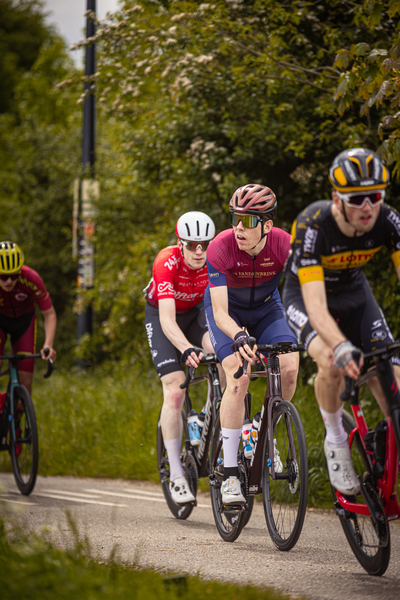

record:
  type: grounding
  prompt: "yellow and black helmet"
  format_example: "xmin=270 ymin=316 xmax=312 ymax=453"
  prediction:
xmin=329 ymin=148 xmax=390 ymax=193
xmin=0 ymin=242 xmax=24 ymax=275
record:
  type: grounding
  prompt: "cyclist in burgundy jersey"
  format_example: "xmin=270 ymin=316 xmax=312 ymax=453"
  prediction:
xmin=205 ymin=185 xmax=299 ymax=504
xmin=144 ymin=212 xmax=217 ymax=504
xmin=283 ymin=148 xmax=400 ymax=495
xmin=0 ymin=242 xmax=56 ymax=409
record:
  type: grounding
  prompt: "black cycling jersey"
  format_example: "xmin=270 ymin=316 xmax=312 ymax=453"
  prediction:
xmin=285 ymin=200 xmax=400 ymax=294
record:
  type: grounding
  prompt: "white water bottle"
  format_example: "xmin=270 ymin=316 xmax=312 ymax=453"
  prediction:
xmin=187 ymin=410 xmax=201 ymax=446
xmin=251 ymin=412 xmax=261 ymax=449
xmin=242 ymin=419 xmax=253 ymax=459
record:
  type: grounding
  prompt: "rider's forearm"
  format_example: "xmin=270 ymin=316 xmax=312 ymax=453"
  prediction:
xmin=213 ymin=307 xmax=242 ymax=340
xmin=307 ymin=303 xmax=346 ymax=351
xmin=160 ymin=315 xmax=195 ymax=354
xmin=43 ymin=307 xmax=57 ymax=348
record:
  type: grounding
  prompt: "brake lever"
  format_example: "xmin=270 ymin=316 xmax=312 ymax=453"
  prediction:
xmin=233 ymin=336 xmax=257 ymax=380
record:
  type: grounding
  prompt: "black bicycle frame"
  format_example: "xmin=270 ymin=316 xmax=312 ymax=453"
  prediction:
xmin=183 ymin=358 xmax=222 ymax=479
xmin=246 ymin=354 xmax=297 ymax=494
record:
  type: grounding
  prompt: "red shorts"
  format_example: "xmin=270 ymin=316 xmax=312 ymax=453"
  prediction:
xmin=0 ymin=311 xmax=37 ymax=374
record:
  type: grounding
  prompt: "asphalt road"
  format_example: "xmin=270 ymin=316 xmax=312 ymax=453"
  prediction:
xmin=1 ymin=473 xmax=400 ymax=600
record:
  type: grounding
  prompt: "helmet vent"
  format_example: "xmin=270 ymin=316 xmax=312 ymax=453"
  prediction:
xmin=196 ymin=221 xmax=200 ymax=236
xmin=184 ymin=223 xmax=191 ymax=237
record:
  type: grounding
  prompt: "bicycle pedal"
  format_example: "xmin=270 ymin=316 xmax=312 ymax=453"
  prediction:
xmin=222 ymin=503 xmax=245 ymax=511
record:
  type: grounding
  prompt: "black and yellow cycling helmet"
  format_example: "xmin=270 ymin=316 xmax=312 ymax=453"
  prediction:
xmin=0 ymin=242 xmax=24 ymax=274
xmin=329 ymin=148 xmax=390 ymax=193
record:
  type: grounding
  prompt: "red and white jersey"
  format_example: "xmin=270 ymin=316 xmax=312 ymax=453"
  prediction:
xmin=144 ymin=246 xmax=208 ymax=314
xmin=0 ymin=265 xmax=53 ymax=318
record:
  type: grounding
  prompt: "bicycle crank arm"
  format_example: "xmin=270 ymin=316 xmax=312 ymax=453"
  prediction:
xmin=358 ymin=477 xmax=385 ymax=528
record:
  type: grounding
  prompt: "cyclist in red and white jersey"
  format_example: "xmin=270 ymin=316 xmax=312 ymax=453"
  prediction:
xmin=205 ymin=185 xmax=299 ymax=504
xmin=0 ymin=242 xmax=56 ymax=409
xmin=144 ymin=211 xmax=217 ymax=504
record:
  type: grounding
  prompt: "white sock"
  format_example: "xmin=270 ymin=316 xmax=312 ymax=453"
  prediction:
xmin=320 ymin=406 xmax=348 ymax=448
xmin=221 ymin=427 xmax=242 ymax=468
xmin=164 ymin=438 xmax=185 ymax=482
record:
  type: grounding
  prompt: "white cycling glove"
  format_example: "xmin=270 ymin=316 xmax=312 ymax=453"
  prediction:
xmin=333 ymin=340 xmax=362 ymax=369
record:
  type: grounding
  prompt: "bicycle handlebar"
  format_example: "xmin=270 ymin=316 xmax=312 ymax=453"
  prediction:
xmin=340 ymin=342 xmax=400 ymax=402
xmin=0 ymin=349 xmax=56 ymax=379
xmin=233 ymin=338 xmax=303 ymax=380
xmin=180 ymin=350 xmax=219 ymax=389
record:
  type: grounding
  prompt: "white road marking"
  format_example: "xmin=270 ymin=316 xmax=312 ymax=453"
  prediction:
xmin=45 ymin=489 xmax=100 ymax=499
xmin=87 ymin=487 xmax=164 ymax=498
xmin=33 ymin=492 xmax=127 ymax=507
xmin=85 ymin=489 xmax=165 ymax=502
xmin=85 ymin=488 xmax=210 ymax=508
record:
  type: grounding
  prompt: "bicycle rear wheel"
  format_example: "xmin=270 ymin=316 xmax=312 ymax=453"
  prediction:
xmin=262 ymin=400 xmax=308 ymax=551
xmin=10 ymin=385 xmax=38 ymax=495
xmin=333 ymin=410 xmax=390 ymax=576
xmin=209 ymin=413 xmax=248 ymax=542
xmin=156 ymin=409 xmax=198 ymax=520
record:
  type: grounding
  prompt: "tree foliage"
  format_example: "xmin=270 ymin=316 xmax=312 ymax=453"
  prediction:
xmin=0 ymin=1 xmax=81 ymax=361
xmin=333 ymin=0 xmax=400 ymax=176
xmin=67 ymin=0 xmax=400 ymax=359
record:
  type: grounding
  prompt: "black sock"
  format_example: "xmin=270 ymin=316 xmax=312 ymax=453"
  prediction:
xmin=223 ymin=466 xmax=240 ymax=481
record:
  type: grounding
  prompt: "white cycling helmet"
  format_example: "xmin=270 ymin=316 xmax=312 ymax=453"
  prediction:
xmin=175 ymin=211 xmax=215 ymax=241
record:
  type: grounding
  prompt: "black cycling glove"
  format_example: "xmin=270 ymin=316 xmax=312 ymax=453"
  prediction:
xmin=231 ymin=331 xmax=250 ymax=354
xmin=182 ymin=347 xmax=196 ymax=363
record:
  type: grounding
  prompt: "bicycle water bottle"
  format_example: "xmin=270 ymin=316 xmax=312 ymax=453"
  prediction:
xmin=251 ymin=412 xmax=261 ymax=449
xmin=242 ymin=419 xmax=253 ymax=459
xmin=187 ymin=410 xmax=201 ymax=446
xmin=197 ymin=407 xmax=206 ymax=438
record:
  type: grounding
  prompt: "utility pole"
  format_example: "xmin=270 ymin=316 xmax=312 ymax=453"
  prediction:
xmin=74 ymin=0 xmax=98 ymax=361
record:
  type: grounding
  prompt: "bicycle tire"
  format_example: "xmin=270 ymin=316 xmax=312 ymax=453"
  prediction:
xmin=156 ymin=409 xmax=198 ymax=520
xmin=9 ymin=385 xmax=38 ymax=495
xmin=333 ymin=410 xmax=391 ymax=576
xmin=209 ymin=413 xmax=248 ymax=542
xmin=262 ymin=400 xmax=308 ymax=551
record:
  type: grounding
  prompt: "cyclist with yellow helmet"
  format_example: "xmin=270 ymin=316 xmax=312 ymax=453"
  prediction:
xmin=0 ymin=242 xmax=56 ymax=405
xmin=283 ymin=148 xmax=400 ymax=496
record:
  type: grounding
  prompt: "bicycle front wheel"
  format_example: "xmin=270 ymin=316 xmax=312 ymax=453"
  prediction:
xmin=262 ymin=400 xmax=308 ymax=551
xmin=156 ymin=409 xmax=198 ymax=520
xmin=10 ymin=385 xmax=38 ymax=495
xmin=333 ymin=410 xmax=391 ymax=576
xmin=209 ymin=413 xmax=248 ymax=542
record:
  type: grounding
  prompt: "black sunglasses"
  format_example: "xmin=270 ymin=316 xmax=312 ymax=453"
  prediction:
xmin=0 ymin=273 xmax=20 ymax=282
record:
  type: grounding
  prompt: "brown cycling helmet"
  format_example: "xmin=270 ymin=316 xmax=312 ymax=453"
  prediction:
xmin=229 ymin=184 xmax=277 ymax=218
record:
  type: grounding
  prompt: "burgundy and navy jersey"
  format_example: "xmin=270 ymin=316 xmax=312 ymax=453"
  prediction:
xmin=207 ymin=228 xmax=291 ymax=308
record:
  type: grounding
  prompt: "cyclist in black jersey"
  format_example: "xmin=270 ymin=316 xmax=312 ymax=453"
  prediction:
xmin=283 ymin=147 xmax=400 ymax=495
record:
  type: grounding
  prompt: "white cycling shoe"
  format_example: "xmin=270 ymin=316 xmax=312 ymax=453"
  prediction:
xmin=324 ymin=439 xmax=361 ymax=496
xmin=170 ymin=477 xmax=195 ymax=504
xmin=221 ymin=476 xmax=245 ymax=504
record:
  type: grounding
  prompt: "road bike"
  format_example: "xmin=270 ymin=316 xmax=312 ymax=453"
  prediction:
xmin=333 ymin=341 xmax=400 ymax=576
xmin=0 ymin=351 xmax=55 ymax=495
xmin=209 ymin=339 xmax=308 ymax=548
xmin=156 ymin=350 xmax=224 ymax=520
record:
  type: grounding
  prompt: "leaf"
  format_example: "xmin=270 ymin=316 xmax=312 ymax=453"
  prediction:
xmin=376 ymin=80 xmax=394 ymax=103
xmin=355 ymin=42 xmax=370 ymax=56
xmin=368 ymin=48 xmax=388 ymax=62
xmin=382 ymin=58 xmax=400 ymax=73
